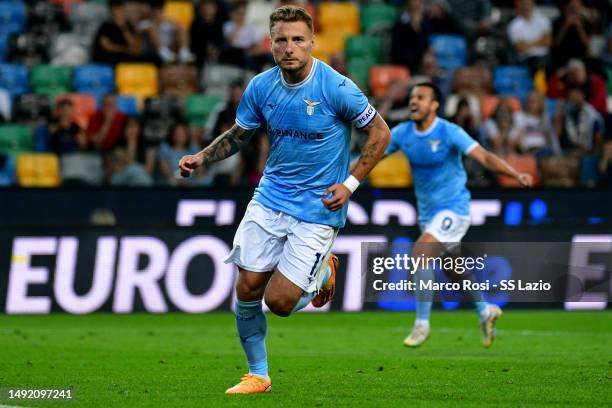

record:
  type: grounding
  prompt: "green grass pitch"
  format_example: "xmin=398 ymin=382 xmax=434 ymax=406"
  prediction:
xmin=0 ymin=311 xmax=610 ymax=407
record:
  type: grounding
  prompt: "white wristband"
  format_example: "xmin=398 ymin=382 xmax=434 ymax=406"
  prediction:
xmin=342 ymin=175 xmax=360 ymax=194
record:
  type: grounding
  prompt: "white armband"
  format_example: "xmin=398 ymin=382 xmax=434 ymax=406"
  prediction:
xmin=342 ymin=175 xmax=360 ymax=193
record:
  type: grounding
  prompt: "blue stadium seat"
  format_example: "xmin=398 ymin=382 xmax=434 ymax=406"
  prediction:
xmin=493 ymin=66 xmax=533 ymax=100
xmin=73 ymin=64 xmax=114 ymax=94
xmin=0 ymin=152 xmax=15 ymax=186
xmin=0 ymin=2 xmax=27 ymax=36
xmin=116 ymin=95 xmax=139 ymax=116
xmin=429 ymin=34 xmax=467 ymax=72
xmin=0 ymin=63 xmax=28 ymax=97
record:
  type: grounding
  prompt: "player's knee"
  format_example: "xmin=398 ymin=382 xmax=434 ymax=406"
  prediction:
xmin=235 ymin=279 xmax=265 ymax=301
xmin=264 ymin=293 xmax=293 ymax=317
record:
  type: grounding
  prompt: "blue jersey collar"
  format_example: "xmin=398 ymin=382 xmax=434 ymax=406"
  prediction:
xmin=414 ymin=117 xmax=440 ymax=137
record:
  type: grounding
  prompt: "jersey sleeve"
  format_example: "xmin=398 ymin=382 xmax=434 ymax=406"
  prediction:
xmin=235 ymin=79 xmax=264 ymax=130
xmin=385 ymin=124 xmax=403 ymax=155
xmin=330 ymin=76 xmax=377 ymax=129
xmin=449 ymin=124 xmax=479 ymax=155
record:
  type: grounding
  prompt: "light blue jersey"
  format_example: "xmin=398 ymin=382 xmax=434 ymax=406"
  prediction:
xmin=385 ymin=117 xmax=478 ymax=225
xmin=236 ymin=58 xmax=376 ymax=228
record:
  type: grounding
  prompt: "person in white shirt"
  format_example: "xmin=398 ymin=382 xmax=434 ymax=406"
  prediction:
xmin=507 ymin=0 xmax=552 ymax=72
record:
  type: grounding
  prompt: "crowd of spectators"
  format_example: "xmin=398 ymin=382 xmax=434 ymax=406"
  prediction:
xmin=0 ymin=0 xmax=610 ymax=188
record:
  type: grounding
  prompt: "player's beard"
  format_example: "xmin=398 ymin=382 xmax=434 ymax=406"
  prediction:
xmin=280 ymin=58 xmax=308 ymax=73
xmin=412 ymin=106 xmax=431 ymax=125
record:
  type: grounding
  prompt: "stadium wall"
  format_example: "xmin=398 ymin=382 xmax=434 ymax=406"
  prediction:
xmin=0 ymin=189 xmax=610 ymax=314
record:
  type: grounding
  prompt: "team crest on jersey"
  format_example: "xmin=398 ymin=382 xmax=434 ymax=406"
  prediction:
xmin=303 ymin=99 xmax=321 ymax=116
xmin=429 ymin=140 xmax=441 ymax=152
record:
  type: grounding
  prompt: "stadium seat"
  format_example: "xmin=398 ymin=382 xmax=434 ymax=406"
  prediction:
xmin=144 ymin=95 xmax=182 ymax=120
xmin=7 ymin=32 xmax=51 ymax=66
xmin=429 ymin=34 xmax=467 ymax=72
xmin=360 ymin=3 xmax=399 ymax=34
xmin=50 ymin=33 xmax=88 ymax=66
xmin=347 ymin=58 xmax=376 ymax=93
xmin=312 ymin=31 xmax=349 ymax=65
xmin=200 ymin=63 xmax=253 ymax=99
xmin=0 ymin=87 xmax=11 ymax=121
xmin=31 ymin=64 xmax=72 ymax=95
xmin=116 ymin=95 xmax=139 ymax=116
xmin=0 ymin=152 xmax=15 ymax=186
xmin=73 ymin=64 xmax=115 ymax=103
xmin=160 ymin=64 xmax=199 ymax=99
xmin=27 ymin=1 xmax=68 ymax=37
xmin=318 ymin=2 xmax=360 ymax=35
xmin=16 ymin=153 xmax=61 ymax=187
xmin=13 ymin=94 xmax=51 ymax=122
xmin=493 ymin=65 xmax=533 ymax=100
xmin=163 ymin=1 xmax=194 ymax=29
xmin=60 ymin=152 xmax=104 ymax=186
xmin=116 ymin=63 xmax=159 ymax=108
xmin=368 ymin=151 xmax=412 ymax=187
xmin=0 ymin=2 xmax=27 ymax=36
xmin=452 ymin=66 xmax=492 ymax=95
xmin=0 ymin=123 xmax=33 ymax=155
xmin=56 ymin=93 xmax=96 ymax=129
xmin=369 ymin=65 xmax=410 ymax=99
xmin=497 ymin=155 xmax=540 ymax=187
xmin=185 ymin=94 xmax=223 ymax=127
xmin=345 ymin=35 xmax=384 ymax=64
xmin=70 ymin=2 xmax=108 ymax=45
xmin=0 ymin=63 xmax=28 ymax=97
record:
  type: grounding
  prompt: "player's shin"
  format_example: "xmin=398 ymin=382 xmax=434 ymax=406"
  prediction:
xmin=235 ymin=299 xmax=268 ymax=378
xmin=460 ymin=271 xmax=489 ymax=317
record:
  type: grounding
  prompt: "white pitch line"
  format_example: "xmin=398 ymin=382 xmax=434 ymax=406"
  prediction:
xmin=0 ymin=404 xmax=37 ymax=408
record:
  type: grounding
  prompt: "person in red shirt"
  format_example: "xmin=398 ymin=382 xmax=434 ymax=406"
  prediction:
xmin=87 ymin=93 xmax=127 ymax=151
xmin=547 ymin=58 xmax=608 ymax=115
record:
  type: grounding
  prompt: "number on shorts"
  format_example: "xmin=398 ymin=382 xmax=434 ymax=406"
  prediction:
xmin=309 ymin=252 xmax=322 ymax=277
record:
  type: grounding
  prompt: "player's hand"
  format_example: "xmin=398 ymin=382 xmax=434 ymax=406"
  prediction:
xmin=517 ymin=173 xmax=533 ymax=187
xmin=321 ymin=184 xmax=352 ymax=212
xmin=178 ymin=153 xmax=204 ymax=178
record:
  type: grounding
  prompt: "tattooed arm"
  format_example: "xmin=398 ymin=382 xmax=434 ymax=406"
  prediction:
xmin=322 ymin=114 xmax=391 ymax=211
xmin=178 ymin=124 xmax=257 ymax=177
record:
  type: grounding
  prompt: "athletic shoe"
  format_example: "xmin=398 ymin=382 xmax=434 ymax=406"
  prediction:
xmin=481 ymin=304 xmax=503 ymax=348
xmin=403 ymin=322 xmax=430 ymax=347
xmin=225 ymin=374 xmax=271 ymax=394
xmin=311 ymin=254 xmax=338 ymax=308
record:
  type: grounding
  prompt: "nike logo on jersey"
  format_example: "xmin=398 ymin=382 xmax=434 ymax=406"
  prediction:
xmin=266 ymin=103 xmax=277 ymax=110
xmin=339 ymin=79 xmax=346 ymax=87
xmin=303 ymin=99 xmax=321 ymax=116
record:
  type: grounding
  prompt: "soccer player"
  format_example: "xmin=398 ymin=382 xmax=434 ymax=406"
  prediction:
xmin=381 ymin=83 xmax=533 ymax=348
xmin=178 ymin=6 xmax=390 ymax=394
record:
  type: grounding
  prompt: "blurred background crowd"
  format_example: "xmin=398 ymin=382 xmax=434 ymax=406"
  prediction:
xmin=0 ymin=0 xmax=610 ymax=188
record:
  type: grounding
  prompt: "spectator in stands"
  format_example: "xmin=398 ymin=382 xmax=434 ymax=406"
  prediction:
xmin=190 ymin=0 xmax=226 ymax=67
xmin=551 ymin=0 xmax=595 ymax=71
xmin=220 ymin=1 xmax=269 ymax=71
xmin=599 ymin=137 xmax=612 ymax=184
xmin=547 ymin=58 xmax=608 ymax=115
xmin=376 ymin=78 xmax=411 ymax=128
xmin=110 ymin=117 xmax=154 ymax=186
xmin=513 ymin=91 xmax=557 ymax=158
xmin=446 ymin=0 xmax=491 ymax=41
xmin=450 ymin=97 xmax=478 ymax=138
xmin=158 ymin=121 xmax=204 ymax=186
xmin=48 ymin=99 xmax=88 ymax=155
xmin=426 ymin=0 xmax=461 ymax=35
xmin=507 ymin=0 xmax=552 ymax=73
xmin=602 ymin=25 xmax=612 ymax=68
xmin=541 ymin=86 xmax=604 ymax=186
xmin=391 ymin=0 xmax=430 ymax=73
xmin=139 ymin=0 xmax=195 ymax=64
xmin=481 ymin=98 xmax=521 ymax=155
xmin=87 ymin=93 xmax=128 ymax=151
xmin=239 ymin=129 xmax=269 ymax=187
xmin=213 ymin=80 xmax=244 ymax=136
xmin=91 ymin=0 xmax=160 ymax=65
xmin=417 ymin=50 xmax=451 ymax=102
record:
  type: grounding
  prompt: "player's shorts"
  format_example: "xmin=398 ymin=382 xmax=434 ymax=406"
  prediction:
xmin=224 ymin=200 xmax=338 ymax=293
xmin=420 ymin=209 xmax=470 ymax=248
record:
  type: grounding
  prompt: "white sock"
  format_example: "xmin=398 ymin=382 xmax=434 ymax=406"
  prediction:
xmin=415 ymin=318 xmax=430 ymax=329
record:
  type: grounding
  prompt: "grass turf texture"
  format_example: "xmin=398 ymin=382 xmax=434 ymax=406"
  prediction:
xmin=0 ymin=311 xmax=610 ymax=407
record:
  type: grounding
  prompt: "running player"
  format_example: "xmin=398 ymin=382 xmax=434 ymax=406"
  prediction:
xmin=381 ymin=83 xmax=533 ymax=348
xmin=179 ymin=6 xmax=390 ymax=394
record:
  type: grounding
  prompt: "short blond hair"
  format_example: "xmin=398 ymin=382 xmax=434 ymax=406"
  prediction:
xmin=269 ymin=5 xmax=313 ymax=34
